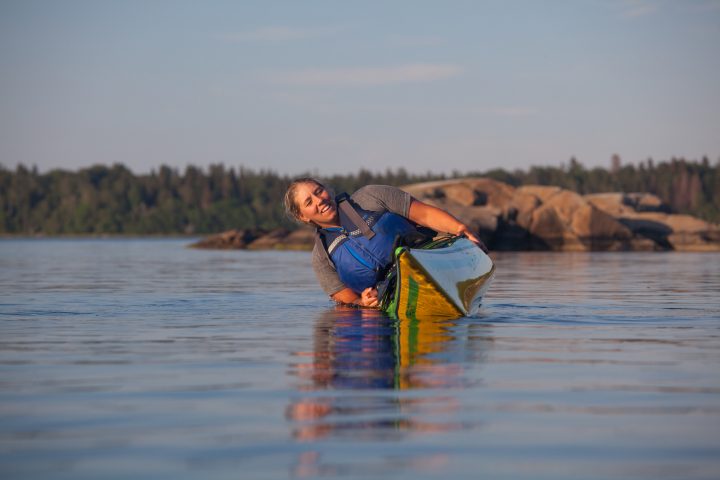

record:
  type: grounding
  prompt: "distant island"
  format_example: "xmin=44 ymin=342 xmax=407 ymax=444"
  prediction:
xmin=2 ymin=157 xmax=719 ymax=251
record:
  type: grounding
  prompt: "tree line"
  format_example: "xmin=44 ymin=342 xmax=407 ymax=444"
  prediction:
xmin=1 ymin=157 xmax=718 ymax=235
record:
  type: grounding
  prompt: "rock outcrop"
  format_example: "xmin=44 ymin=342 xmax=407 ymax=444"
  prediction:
xmin=405 ymin=180 xmax=647 ymax=251
xmin=189 ymin=229 xmax=263 ymax=249
xmin=191 ymin=178 xmax=720 ymax=252
xmin=585 ymin=193 xmax=720 ymax=251
xmin=246 ymin=228 xmax=315 ymax=251
xmin=190 ymin=226 xmax=315 ymax=250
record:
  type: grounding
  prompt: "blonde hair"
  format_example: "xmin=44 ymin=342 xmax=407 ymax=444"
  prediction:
xmin=283 ymin=177 xmax=325 ymax=223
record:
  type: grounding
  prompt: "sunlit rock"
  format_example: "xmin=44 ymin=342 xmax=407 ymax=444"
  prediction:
xmin=587 ymin=193 xmax=720 ymax=251
xmin=189 ymin=228 xmax=263 ymax=249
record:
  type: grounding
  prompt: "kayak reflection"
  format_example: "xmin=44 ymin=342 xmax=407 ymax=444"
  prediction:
xmin=286 ymin=307 xmax=480 ymax=443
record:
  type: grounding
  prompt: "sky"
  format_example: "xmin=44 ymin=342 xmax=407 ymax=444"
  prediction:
xmin=1 ymin=0 xmax=719 ymax=176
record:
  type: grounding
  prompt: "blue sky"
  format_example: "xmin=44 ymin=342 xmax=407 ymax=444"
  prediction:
xmin=1 ymin=0 xmax=719 ymax=175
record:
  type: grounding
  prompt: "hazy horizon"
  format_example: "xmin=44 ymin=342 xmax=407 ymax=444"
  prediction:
xmin=3 ymin=153 xmax=719 ymax=178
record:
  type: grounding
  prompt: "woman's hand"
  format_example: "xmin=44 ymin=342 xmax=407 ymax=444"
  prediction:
xmin=358 ymin=287 xmax=379 ymax=308
xmin=331 ymin=287 xmax=379 ymax=308
xmin=408 ymin=199 xmax=489 ymax=253
xmin=457 ymin=224 xmax=489 ymax=253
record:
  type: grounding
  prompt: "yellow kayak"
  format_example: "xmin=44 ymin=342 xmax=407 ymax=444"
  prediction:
xmin=383 ymin=236 xmax=495 ymax=320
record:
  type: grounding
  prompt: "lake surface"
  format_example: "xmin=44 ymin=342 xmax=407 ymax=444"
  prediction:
xmin=1 ymin=239 xmax=719 ymax=480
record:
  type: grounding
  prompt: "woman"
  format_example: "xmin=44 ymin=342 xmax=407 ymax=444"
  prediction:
xmin=284 ymin=178 xmax=485 ymax=308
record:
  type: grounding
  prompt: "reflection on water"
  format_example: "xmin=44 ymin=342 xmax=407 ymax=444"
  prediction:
xmin=286 ymin=307 xmax=490 ymax=476
xmin=287 ymin=308 xmax=487 ymax=441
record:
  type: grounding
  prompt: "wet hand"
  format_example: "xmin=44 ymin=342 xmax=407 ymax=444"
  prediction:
xmin=359 ymin=287 xmax=379 ymax=308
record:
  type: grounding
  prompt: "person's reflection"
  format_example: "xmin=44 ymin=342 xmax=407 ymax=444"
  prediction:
xmin=286 ymin=306 xmax=467 ymax=444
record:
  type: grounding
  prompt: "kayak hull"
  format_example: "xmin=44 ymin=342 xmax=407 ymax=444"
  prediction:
xmin=384 ymin=237 xmax=495 ymax=320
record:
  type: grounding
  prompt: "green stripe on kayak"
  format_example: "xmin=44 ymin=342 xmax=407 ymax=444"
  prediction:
xmin=405 ymin=276 xmax=418 ymax=319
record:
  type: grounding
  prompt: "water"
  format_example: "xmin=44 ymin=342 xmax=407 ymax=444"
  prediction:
xmin=1 ymin=239 xmax=719 ymax=479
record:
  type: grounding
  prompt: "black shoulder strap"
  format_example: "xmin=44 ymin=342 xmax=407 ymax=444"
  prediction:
xmin=314 ymin=230 xmax=334 ymax=267
xmin=336 ymin=193 xmax=375 ymax=239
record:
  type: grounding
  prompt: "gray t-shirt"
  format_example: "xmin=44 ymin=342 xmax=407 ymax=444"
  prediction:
xmin=312 ymin=184 xmax=413 ymax=296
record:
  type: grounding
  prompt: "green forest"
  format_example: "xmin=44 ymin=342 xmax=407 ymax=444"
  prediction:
xmin=1 ymin=157 xmax=719 ymax=235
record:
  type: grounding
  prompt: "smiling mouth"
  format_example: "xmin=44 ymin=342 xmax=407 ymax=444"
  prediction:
xmin=319 ymin=204 xmax=331 ymax=214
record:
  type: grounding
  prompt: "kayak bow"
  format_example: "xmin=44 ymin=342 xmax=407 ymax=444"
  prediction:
xmin=383 ymin=236 xmax=495 ymax=320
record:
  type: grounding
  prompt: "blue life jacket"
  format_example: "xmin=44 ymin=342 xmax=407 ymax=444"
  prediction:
xmin=318 ymin=194 xmax=417 ymax=294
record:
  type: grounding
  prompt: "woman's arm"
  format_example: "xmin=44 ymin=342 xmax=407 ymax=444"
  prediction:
xmin=331 ymin=287 xmax=379 ymax=308
xmin=408 ymin=199 xmax=488 ymax=251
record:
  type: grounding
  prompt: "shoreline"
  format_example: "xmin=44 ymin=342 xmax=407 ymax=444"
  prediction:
xmin=3 ymin=233 xmax=720 ymax=253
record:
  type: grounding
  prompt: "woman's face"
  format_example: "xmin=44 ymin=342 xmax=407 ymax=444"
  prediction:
xmin=294 ymin=182 xmax=338 ymax=227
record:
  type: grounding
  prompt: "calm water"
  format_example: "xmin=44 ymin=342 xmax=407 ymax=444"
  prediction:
xmin=1 ymin=239 xmax=719 ymax=480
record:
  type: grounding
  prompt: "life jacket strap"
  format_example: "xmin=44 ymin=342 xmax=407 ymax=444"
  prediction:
xmin=326 ymin=232 xmax=347 ymax=255
xmin=336 ymin=193 xmax=375 ymax=239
